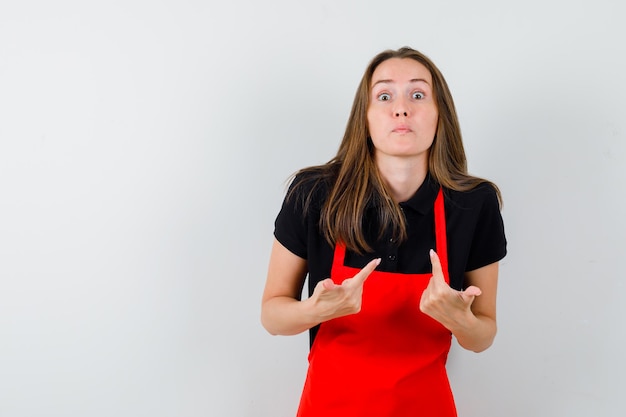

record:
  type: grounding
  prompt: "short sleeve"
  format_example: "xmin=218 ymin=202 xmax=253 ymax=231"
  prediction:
xmin=273 ymin=174 xmax=322 ymax=260
xmin=465 ymin=186 xmax=507 ymax=271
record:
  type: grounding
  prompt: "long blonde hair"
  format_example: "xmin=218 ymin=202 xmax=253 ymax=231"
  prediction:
xmin=289 ymin=47 xmax=501 ymax=254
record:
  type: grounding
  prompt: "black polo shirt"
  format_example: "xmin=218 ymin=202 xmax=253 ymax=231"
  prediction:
xmin=274 ymin=171 xmax=507 ymax=341
xmin=274 ymin=173 xmax=506 ymax=344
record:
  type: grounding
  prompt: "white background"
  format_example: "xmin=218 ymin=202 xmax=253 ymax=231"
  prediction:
xmin=1 ymin=1 xmax=624 ymax=416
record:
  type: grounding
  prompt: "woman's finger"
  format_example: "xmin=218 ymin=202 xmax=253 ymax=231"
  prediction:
xmin=350 ymin=258 xmax=381 ymax=286
xmin=429 ymin=249 xmax=445 ymax=282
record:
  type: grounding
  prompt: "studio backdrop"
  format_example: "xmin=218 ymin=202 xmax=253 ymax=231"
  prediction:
xmin=0 ymin=1 xmax=624 ymax=416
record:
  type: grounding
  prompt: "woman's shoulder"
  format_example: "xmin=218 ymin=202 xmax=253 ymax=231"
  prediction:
xmin=444 ymin=180 xmax=502 ymax=211
xmin=287 ymin=165 xmax=336 ymax=207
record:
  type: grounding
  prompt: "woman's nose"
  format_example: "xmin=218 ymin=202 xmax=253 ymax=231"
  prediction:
xmin=393 ymin=99 xmax=409 ymax=117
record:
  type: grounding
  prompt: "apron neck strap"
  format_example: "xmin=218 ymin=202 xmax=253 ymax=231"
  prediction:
xmin=434 ymin=187 xmax=450 ymax=283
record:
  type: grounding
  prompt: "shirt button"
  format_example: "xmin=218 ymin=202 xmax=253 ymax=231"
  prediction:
xmin=388 ymin=255 xmax=397 ymax=261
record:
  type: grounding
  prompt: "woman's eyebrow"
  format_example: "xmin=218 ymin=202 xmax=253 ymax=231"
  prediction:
xmin=371 ymin=78 xmax=431 ymax=87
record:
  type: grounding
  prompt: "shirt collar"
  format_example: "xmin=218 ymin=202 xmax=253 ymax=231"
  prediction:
xmin=399 ymin=173 xmax=440 ymax=214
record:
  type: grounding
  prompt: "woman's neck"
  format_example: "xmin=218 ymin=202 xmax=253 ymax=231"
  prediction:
xmin=375 ymin=153 xmax=429 ymax=203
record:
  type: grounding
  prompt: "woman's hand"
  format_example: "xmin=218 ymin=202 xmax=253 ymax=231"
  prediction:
xmin=261 ymin=239 xmax=380 ymax=336
xmin=420 ymin=249 xmax=498 ymax=352
xmin=309 ymin=258 xmax=381 ymax=321
xmin=420 ymin=249 xmax=481 ymax=325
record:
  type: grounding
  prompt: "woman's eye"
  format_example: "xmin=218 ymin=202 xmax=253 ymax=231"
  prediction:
xmin=377 ymin=93 xmax=391 ymax=101
xmin=412 ymin=92 xmax=425 ymax=100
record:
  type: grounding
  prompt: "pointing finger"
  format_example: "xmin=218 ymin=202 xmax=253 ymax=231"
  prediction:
xmin=351 ymin=258 xmax=381 ymax=285
xmin=429 ymin=249 xmax=445 ymax=281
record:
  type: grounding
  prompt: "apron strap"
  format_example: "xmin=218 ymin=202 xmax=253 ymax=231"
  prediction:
xmin=434 ymin=188 xmax=450 ymax=284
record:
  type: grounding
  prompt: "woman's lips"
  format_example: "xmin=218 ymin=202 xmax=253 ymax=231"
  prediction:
xmin=393 ymin=125 xmax=412 ymax=133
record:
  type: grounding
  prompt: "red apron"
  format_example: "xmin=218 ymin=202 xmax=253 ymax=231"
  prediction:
xmin=297 ymin=188 xmax=456 ymax=417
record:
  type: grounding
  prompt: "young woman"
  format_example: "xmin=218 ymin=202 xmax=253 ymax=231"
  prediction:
xmin=261 ymin=47 xmax=507 ymax=417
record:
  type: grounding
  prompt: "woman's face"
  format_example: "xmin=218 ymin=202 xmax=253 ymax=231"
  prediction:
xmin=367 ymin=58 xmax=439 ymax=162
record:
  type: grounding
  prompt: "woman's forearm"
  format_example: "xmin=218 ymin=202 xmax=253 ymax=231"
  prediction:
xmin=261 ymin=296 xmax=319 ymax=336
xmin=448 ymin=313 xmax=497 ymax=353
